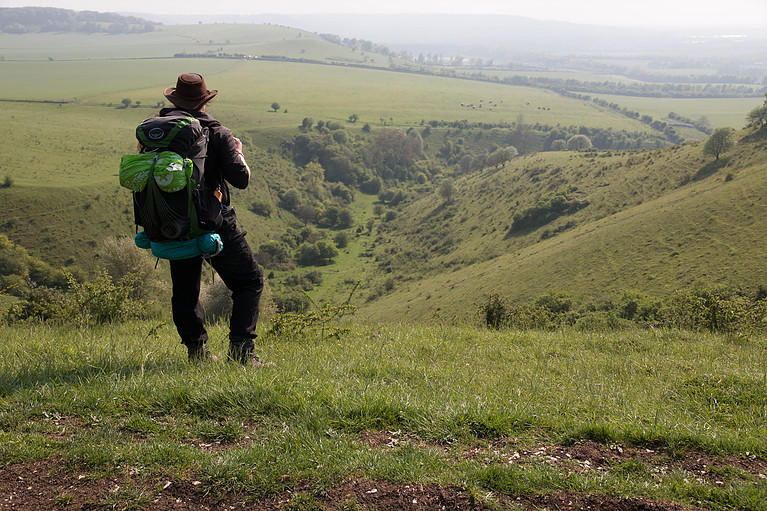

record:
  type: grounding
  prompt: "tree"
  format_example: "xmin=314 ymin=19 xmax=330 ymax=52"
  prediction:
xmin=438 ymin=178 xmax=457 ymax=204
xmin=336 ymin=208 xmax=353 ymax=228
xmin=301 ymin=117 xmax=314 ymax=131
xmin=279 ymin=188 xmax=301 ymax=211
xmin=365 ymin=129 xmax=423 ymax=175
xmin=316 ymin=240 xmax=338 ymax=262
xmin=348 ymin=113 xmax=358 ymax=124
xmin=334 ymin=232 xmax=349 ymax=248
xmin=746 ymin=95 xmax=767 ymax=129
xmin=567 ymin=134 xmax=592 ymax=151
xmin=295 ymin=204 xmax=318 ymax=226
xmin=487 ymin=146 xmax=518 ymax=168
xmin=551 ymin=139 xmax=567 ymax=151
xmin=511 ymin=115 xmax=536 ymax=154
xmin=121 ymin=98 xmax=132 ymax=108
xmin=703 ymin=127 xmax=735 ymax=161
xmin=459 ymin=155 xmax=473 ymax=173
xmin=270 ymin=102 xmax=280 ymax=112
xmin=296 ymin=242 xmax=322 ymax=266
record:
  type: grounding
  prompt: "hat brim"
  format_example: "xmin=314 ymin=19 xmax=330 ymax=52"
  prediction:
xmin=163 ymin=87 xmax=218 ymax=110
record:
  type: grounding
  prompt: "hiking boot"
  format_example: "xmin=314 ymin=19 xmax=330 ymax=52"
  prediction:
xmin=187 ymin=344 xmax=218 ymax=363
xmin=243 ymin=353 xmax=276 ymax=368
xmin=227 ymin=344 xmax=274 ymax=367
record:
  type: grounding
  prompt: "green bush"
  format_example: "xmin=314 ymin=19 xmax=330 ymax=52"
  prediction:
xmin=509 ymin=192 xmax=589 ymax=233
xmin=6 ymin=270 xmax=152 ymax=325
xmin=273 ymin=291 xmax=311 ymax=313
xmin=478 ymin=286 xmax=767 ymax=333
xmin=249 ymin=199 xmax=273 ymax=217
xmin=477 ymin=293 xmax=511 ymax=329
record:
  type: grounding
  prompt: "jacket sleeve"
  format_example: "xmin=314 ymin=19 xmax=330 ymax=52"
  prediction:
xmin=211 ymin=125 xmax=250 ymax=190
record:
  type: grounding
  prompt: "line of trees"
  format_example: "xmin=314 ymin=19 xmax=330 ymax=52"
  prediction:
xmin=0 ymin=7 xmax=157 ymax=34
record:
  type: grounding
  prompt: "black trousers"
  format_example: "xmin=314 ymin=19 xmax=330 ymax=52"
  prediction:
xmin=169 ymin=208 xmax=263 ymax=352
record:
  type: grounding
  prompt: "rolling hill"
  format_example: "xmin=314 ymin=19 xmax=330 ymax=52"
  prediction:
xmin=1 ymin=17 xmax=766 ymax=323
xmin=354 ymin=129 xmax=767 ymax=322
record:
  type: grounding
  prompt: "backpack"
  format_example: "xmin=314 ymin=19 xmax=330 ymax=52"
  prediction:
xmin=119 ymin=112 xmax=223 ymax=244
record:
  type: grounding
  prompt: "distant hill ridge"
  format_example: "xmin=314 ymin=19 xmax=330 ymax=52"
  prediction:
xmin=0 ymin=7 xmax=158 ymax=34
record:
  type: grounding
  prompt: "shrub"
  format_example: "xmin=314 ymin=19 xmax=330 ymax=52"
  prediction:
xmin=96 ymin=236 xmax=166 ymax=303
xmin=273 ymin=291 xmax=311 ymax=313
xmin=5 ymin=284 xmax=67 ymax=322
xmin=249 ymin=199 xmax=273 ymax=217
xmin=478 ymin=293 xmax=511 ymax=329
xmin=334 ymin=231 xmax=350 ymax=248
xmin=509 ymin=192 xmax=589 ymax=233
xmin=200 ymin=277 xmax=231 ymax=323
xmin=7 ymin=270 xmax=151 ymax=324
xmin=657 ymin=288 xmax=752 ymax=333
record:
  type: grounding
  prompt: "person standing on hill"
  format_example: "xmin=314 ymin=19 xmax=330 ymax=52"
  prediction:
xmin=160 ymin=73 xmax=266 ymax=366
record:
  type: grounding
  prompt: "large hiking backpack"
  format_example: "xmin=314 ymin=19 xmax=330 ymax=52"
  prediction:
xmin=119 ymin=113 xmax=222 ymax=244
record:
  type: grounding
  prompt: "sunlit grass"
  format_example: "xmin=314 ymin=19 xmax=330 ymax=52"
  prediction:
xmin=1 ymin=320 xmax=766 ymax=507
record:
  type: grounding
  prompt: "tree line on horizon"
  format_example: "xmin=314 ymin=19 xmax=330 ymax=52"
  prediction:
xmin=0 ymin=7 xmax=158 ymax=34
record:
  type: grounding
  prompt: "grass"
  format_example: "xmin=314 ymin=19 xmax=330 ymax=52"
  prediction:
xmin=592 ymin=93 xmax=763 ymax=131
xmin=357 ymin=132 xmax=767 ymax=322
xmin=0 ymin=319 xmax=766 ymax=508
xmin=0 ymin=24 xmax=367 ymax=63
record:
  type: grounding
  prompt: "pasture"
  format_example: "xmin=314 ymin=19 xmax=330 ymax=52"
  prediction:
xmin=592 ymin=93 xmax=763 ymax=131
xmin=0 ymin=24 xmax=366 ymax=63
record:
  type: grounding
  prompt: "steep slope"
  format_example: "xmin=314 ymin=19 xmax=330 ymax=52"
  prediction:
xmin=358 ymin=130 xmax=767 ymax=322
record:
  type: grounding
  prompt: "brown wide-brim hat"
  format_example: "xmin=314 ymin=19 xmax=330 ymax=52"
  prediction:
xmin=163 ymin=73 xmax=218 ymax=110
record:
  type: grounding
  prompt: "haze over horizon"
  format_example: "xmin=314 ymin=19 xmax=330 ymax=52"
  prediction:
xmin=1 ymin=0 xmax=766 ymax=30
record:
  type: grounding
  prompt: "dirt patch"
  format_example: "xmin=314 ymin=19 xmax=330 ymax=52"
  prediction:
xmin=0 ymin=459 xmax=251 ymax=510
xmin=0 ymin=460 xmax=708 ymax=511
xmin=3 ymin=434 xmax=763 ymax=511
xmin=321 ymin=479 xmax=487 ymax=510
xmin=463 ymin=439 xmax=767 ymax=484
xmin=512 ymin=491 xmax=707 ymax=511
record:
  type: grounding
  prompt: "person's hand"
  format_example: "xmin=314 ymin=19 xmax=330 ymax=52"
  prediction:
xmin=234 ymin=137 xmax=243 ymax=153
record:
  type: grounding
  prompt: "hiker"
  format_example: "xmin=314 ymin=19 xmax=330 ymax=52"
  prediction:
xmin=160 ymin=73 xmax=265 ymax=365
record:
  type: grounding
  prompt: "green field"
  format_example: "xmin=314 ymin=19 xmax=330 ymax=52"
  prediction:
xmin=593 ymin=93 xmax=763 ymax=131
xmin=0 ymin=24 xmax=371 ymax=62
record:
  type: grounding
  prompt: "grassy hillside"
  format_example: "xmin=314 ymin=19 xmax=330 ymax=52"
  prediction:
xmin=1 ymin=24 xmax=764 ymax=318
xmin=0 ymin=24 xmax=371 ymax=63
xmin=357 ymin=130 xmax=767 ymax=322
xmin=0 ymin=51 xmax=662 ymax=267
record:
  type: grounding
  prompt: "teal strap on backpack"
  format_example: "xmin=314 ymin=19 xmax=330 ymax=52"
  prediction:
xmin=134 ymin=231 xmax=223 ymax=260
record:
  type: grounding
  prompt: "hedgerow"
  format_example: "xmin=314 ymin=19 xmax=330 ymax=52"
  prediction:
xmin=478 ymin=286 xmax=767 ymax=333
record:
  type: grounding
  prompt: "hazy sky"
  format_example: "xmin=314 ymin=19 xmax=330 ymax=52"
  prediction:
xmin=2 ymin=0 xmax=766 ymax=29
